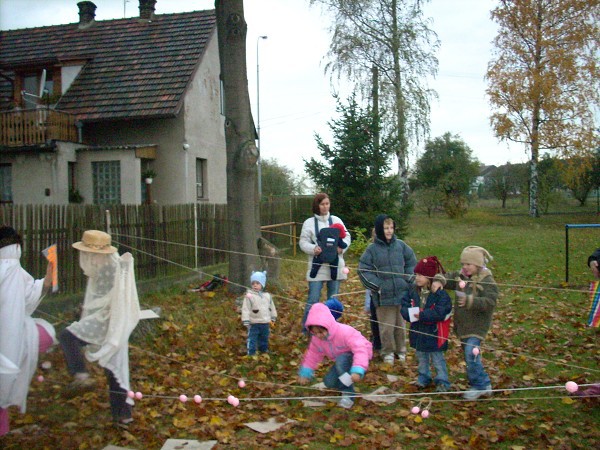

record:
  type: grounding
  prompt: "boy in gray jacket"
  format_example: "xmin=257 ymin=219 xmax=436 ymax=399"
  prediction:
xmin=358 ymin=214 xmax=417 ymax=365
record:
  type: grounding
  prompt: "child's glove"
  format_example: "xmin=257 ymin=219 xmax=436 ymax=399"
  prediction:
xmin=270 ymin=321 xmax=276 ymax=329
xmin=243 ymin=320 xmax=250 ymax=328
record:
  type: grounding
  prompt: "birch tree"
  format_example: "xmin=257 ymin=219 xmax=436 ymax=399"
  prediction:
xmin=215 ymin=0 xmax=260 ymax=292
xmin=311 ymin=0 xmax=439 ymax=204
xmin=486 ymin=0 xmax=600 ymax=217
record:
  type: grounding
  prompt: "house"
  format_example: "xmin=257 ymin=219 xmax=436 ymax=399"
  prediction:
xmin=471 ymin=164 xmax=497 ymax=195
xmin=0 ymin=0 xmax=227 ymax=205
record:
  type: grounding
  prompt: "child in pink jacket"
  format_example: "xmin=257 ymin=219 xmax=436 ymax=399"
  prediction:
xmin=297 ymin=302 xmax=372 ymax=409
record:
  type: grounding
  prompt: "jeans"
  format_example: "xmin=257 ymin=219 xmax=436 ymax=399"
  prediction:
xmin=302 ymin=280 xmax=340 ymax=330
xmin=58 ymin=329 xmax=131 ymax=420
xmin=462 ymin=337 xmax=491 ymax=389
xmin=323 ymin=352 xmax=355 ymax=397
xmin=416 ymin=351 xmax=450 ymax=388
xmin=247 ymin=323 xmax=270 ymax=355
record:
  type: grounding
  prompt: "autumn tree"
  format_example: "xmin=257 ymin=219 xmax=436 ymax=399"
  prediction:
xmin=560 ymin=151 xmax=600 ymax=206
xmin=414 ymin=132 xmax=480 ymax=218
xmin=486 ymin=0 xmax=600 ymax=217
xmin=215 ymin=0 xmax=260 ymax=293
xmin=483 ymin=163 xmax=526 ymax=208
xmin=310 ymin=0 xmax=439 ymax=205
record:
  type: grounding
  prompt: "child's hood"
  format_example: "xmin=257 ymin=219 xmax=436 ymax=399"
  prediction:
xmin=305 ymin=302 xmax=339 ymax=335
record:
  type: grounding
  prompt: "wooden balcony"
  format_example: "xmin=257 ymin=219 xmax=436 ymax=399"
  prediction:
xmin=0 ymin=108 xmax=78 ymax=147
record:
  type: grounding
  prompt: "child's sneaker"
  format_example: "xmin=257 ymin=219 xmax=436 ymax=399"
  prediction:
xmin=338 ymin=396 xmax=354 ymax=409
xmin=463 ymin=384 xmax=492 ymax=400
xmin=65 ymin=373 xmax=95 ymax=396
xmin=396 ymin=353 xmax=406 ymax=363
xmin=435 ymin=384 xmax=449 ymax=393
xmin=383 ymin=353 xmax=395 ymax=365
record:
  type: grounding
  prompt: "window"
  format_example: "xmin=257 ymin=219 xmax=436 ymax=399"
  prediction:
xmin=0 ymin=164 xmax=12 ymax=203
xmin=196 ymin=158 xmax=207 ymax=200
xmin=92 ymin=161 xmax=120 ymax=204
xmin=22 ymin=70 xmax=53 ymax=107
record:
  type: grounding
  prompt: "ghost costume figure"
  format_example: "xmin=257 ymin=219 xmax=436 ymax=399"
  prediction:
xmin=0 ymin=226 xmax=56 ymax=436
xmin=58 ymin=230 xmax=140 ymax=426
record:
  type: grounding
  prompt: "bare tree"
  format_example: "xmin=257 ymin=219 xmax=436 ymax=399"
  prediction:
xmin=311 ymin=0 xmax=439 ymax=204
xmin=486 ymin=0 xmax=600 ymax=217
xmin=215 ymin=0 xmax=260 ymax=293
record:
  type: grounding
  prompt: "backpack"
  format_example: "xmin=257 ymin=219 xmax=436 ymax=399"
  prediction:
xmin=315 ymin=217 xmax=340 ymax=264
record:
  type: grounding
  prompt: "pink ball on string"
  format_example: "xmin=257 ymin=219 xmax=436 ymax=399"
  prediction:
xmin=179 ymin=394 xmax=188 ymax=403
xmin=193 ymin=394 xmax=202 ymax=404
xmin=227 ymin=395 xmax=235 ymax=405
xmin=127 ymin=390 xmax=135 ymax=399
xmin=342 ymin=267 xmax=350 ymax=274
xmin=135 ymin=391 xmax=143 ymax=400
xmin=421 ymin=410 xmax=430 ymax=419
xmin=472 ymin=347 xmax=480 ymax=356
xmin=246 ymin=293 xmax=252 ymax=299
xmin=231 ymin=397 xmax=240 ymax=407
xmin=238 ymin=379 xmax=246 ymax=388
xmin=458 ymin=280 xmax=466 ymax=289
xmin=411 ymin=406 xmax=420 ymax=414
xmin=565 ymin=381 xmax=578 ymax=393
xmin=37 ymin=375 xmax=44 ymax=382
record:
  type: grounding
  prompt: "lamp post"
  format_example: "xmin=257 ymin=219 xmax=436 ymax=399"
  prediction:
xmin=256 ymin=35 xmax=267 ymax=200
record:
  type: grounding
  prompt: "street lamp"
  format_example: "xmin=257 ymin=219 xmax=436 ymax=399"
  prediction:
xmin=256 ymin=35 xmax=267 ymax=199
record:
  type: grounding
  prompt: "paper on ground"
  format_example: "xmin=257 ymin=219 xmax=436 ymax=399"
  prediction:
xmin=160 ymin=439 xmax=218 ymax=450
xmin=245 ymin=417 xmax=296 ymax=433
xmin=363 ymin=386 xmax=399 ymax=404
xmin=139 ymin=309 xmax=160 ymax=319
xmin=302 ymin=399 xmax=327 ymax=407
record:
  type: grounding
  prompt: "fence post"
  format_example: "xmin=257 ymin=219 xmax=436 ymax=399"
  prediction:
xmin=105 ymin=209 xmax=111 ymax=234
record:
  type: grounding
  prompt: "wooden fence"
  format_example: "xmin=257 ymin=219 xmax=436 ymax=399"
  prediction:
xmin=0 ymin=196 xmax=313 ymax=295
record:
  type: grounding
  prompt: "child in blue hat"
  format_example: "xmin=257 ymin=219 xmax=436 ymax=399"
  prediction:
xmin=242 ymin=271 xmax=277 ymax=356
xmin=324 ymin=297 xmax=344 ymax=321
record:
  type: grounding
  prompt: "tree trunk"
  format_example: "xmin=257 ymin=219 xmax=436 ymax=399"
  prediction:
xmin=215 ymin=0 xmax=260 ymax=293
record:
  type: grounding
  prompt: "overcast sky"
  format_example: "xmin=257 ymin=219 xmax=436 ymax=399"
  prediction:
xmin=0 ymin=0 xmax=528 ymax=175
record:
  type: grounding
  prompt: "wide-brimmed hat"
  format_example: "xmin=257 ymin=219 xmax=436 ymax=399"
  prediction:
xmin=72 ymin=230 xmax=117 ymax=254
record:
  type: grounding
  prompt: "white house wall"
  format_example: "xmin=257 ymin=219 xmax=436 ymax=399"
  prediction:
xmin=182 ymin=32 xmax=227 ymax=205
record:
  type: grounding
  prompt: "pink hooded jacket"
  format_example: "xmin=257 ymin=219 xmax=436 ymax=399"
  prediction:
xmin=299 ymin=303 xmax=372 ymax=379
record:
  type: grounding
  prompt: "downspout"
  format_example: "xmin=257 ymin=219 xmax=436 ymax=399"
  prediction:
xmin=75 ymin=120 xmax=83 ymax=143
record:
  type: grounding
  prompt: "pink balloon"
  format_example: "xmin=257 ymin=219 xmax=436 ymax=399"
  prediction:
xmin=127 ymin=390 xmax=135 ymax=399
xmin=193 ymin=394 xmax=202 ymax=404
xmin=459 ymin=281 xmax=466 ymax=289
xmin=472 ymin=347 xmax=480 ymax=356
xmin=342 ymin=267 xmax=350 ymax=274
xmin=238 ymin=379 xmax=246 ymax=388
xmin=246 ymin=293 xmax=252 ymax=299
xmin=421 ymin=410 xmax=430 ymax=419
xmin=37 ymin=375 xmax=44 ymax=382
xmin=135 ymin=391 xmax=143 ymax=400
xmin=565 ymin=381 xmax=578 ymax=393
xmin=179 ymin=394 xmax=188 ymax=403
xmin=411 ymin=406 xmax=420 ymax=414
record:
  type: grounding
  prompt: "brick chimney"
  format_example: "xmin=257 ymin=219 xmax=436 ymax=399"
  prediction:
xmin=77 ymin=1 xmax=96 ymax=28
xmin=139 ymin=0 xmax=157 ymax=21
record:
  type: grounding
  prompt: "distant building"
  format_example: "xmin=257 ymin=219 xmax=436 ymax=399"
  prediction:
xmin=0 ymin=0 xmax=226 ymax=205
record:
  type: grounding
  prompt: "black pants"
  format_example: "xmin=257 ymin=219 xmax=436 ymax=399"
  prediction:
xmin=58 ymin=328 xmax=131 ymax=420
xmin=369 ymin=297 xmax=382 ymax=351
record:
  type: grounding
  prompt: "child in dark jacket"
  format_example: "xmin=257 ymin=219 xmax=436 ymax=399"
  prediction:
xmin=298 ymin=303 xmax=372 ymax=409
xmin=401 ymin=256 xmax=452 ymax=391
xmin=309 ymin=223 xmax=348 ymax=280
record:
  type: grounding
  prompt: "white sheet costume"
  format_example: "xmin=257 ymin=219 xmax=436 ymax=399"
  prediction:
xmin=0 ymin=243 xmax=56 ymax=413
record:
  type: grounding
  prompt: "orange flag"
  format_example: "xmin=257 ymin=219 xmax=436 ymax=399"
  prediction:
xmin=42 ymin=244 xmax=58 ymax=293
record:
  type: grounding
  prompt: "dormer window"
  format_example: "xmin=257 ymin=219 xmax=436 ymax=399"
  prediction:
xmin=21 ymin=69 xmax=54 ymax=107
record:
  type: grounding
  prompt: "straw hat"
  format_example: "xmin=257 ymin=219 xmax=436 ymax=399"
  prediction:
xmin=72 ymin=230 xmax=117 ymax=254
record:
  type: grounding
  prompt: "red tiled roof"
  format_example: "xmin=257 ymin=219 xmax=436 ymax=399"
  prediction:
xmin=0 ymin=10 xmax=216 ymax=121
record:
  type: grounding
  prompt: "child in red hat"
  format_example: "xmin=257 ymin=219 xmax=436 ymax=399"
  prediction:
xmin=401 ymin=256 xmax=452 ymax=392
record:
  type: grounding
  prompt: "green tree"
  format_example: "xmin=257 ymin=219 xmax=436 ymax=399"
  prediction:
xmin=310 ymin=0 xmax=439 ymax=204
xmin=560 ymin=152 xmax=600 ymax=206
xmin=486 ymin=0 xmax=600 ymax=218
xmin=483 ymin=163 xmax=525 ymax=208
xmin=304 ymin=96 xmax=405 ymax=232
xmin=414 ymin=133 xmax=480 ymax=218
xmin=260 ymin=158 xmax=304 ymax=199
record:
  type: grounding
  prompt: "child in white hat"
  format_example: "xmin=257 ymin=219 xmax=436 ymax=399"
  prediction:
xmin=242 ymin=271 xmax=277 ymax=356
xmin=444 ymin=246 xmax=499 ymax=400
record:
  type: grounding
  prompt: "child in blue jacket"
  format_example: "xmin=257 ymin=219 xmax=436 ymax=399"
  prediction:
xmin=401 ymin=256 xmax=452 ymax=391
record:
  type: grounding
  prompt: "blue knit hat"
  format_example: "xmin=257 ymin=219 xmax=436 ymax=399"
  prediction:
xmin=324 ymin=297 xmax=343 ymax=321
xmin=250 ymin=271 xmax=267 ymax=289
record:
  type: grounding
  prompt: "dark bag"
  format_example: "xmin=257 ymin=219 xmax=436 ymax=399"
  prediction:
xmin=315 ymin=217 xmax=340 ymax=264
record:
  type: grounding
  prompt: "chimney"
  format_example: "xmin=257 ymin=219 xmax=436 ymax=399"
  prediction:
xmin=139 ymin=0 xmax=157 ymax=21
xmin=77 ymin=1 xmax=96 ymax=28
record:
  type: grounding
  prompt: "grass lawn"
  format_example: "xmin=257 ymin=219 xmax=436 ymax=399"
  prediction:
xmin=3 ymin=206 xmax=599 ymax=449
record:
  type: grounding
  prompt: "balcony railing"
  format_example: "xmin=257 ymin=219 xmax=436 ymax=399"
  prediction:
xmin=0 ymin=108 xmax=78 ymax=147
